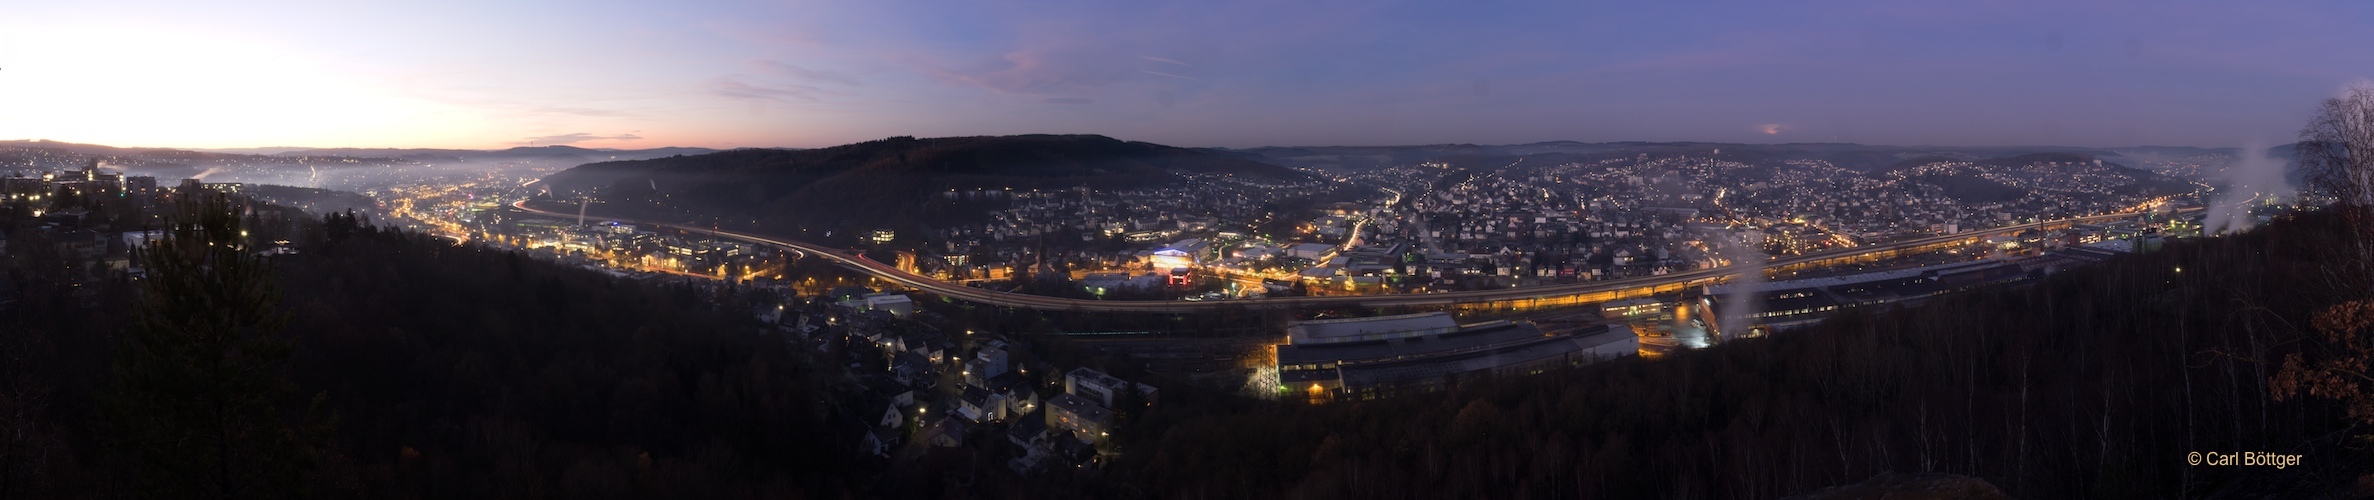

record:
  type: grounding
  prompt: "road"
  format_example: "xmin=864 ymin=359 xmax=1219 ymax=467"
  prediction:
xmin=514 ymin=199 xmax=2163 ymax=313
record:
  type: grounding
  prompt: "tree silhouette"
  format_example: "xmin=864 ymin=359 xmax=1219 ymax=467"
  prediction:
xmin=100 ymin=194 xmax=324 ymax=499
xmin=2273 ymin=299 xmax=2374 ymax=425
xmin=323 ymin=209 xmax=360 ymax=244
xmin=2298 ymin=84 xmax=2374 ymax=269
xmin=2281 ymin=84 xmax=2374 ymax=428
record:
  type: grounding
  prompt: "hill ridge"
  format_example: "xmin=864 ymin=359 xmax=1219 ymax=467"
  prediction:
xmin=535 ymin=133 xmax=1309 ymax=231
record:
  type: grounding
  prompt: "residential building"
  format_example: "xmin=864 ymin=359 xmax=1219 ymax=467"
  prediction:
xmin=959 ymin=386 xmax=1000 ymax=423
xmin=1063 ymin=367 xmax=1156 ymax=409
xmin=1045 ymin=393 xmax=1112 ymax=444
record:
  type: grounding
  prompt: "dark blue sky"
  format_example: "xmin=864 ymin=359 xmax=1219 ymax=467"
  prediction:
xmin=4 ymin=0 xmax=2369 ymax=149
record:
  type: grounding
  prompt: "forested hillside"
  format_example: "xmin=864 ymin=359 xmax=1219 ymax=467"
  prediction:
xmin=281 ymin=222 xmax=851 ymax=497
xmin=535 ymin=134 xmax=1308 ymax=232
xmin=0 ymin=205 xmax=859 ymax=498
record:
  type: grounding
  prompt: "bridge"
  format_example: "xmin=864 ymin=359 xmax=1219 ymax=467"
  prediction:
xmin=514 ymin=199 xmax=2162 ymax=313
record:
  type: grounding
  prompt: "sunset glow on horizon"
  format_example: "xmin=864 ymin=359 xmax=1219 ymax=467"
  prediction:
xmin=4 ymin=0 xmax=2370 ymax=150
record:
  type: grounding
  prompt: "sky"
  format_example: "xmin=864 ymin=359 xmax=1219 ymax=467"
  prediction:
xmin=1 ymin=0 xmax=2369 ymax=150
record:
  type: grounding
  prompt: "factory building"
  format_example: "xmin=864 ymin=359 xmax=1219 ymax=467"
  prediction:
xmin=1275 ymin=312 xmax=1636 ymax=402
xmin=1705 ymin=260 xmax=2034 ymax=329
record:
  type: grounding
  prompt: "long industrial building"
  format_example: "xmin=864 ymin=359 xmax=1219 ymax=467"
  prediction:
xmin=1705 ymin=260 xmax=2035 ymax=329
xmin=1276 ymin=312 xmax=1637 ymax=401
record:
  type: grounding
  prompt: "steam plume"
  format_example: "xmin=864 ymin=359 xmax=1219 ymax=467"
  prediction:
xmin=2203 ymin=143 xmax=2295 ymax=235
xmin=1713 ymin=237 xmax=1765 ymax=346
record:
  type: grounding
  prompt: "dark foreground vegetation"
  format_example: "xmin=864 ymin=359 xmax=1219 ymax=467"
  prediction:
xmin=1 ymin=200 xmax=853 ymax=498
xmin=1097 ymin=211 xmax=2374 ymax=499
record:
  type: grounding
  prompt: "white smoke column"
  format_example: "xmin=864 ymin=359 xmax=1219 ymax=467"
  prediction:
xmin=1715 ymin=237 xmax=1765 ymax=345
xmin=2204 ymin=143 xmax=2296 ymax=235
xmin=191 ymin=166 xmax=226 ymax=180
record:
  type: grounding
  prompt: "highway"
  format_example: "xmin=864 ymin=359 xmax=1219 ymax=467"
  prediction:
xmin=514 ymin=199 xmax=2163 ymax=313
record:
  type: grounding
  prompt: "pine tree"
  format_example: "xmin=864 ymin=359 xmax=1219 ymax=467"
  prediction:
xmin=323 ymin=209 xmax=359 ymax=245
xmin=100 ymin=194 xmax=324 ymax=499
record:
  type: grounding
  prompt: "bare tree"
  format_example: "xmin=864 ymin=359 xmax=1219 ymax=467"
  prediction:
xmin=2297 ymin=84 xmax=2374 ymax=268
xmin=2276 ymin=85 xmax=2374 ymax=426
